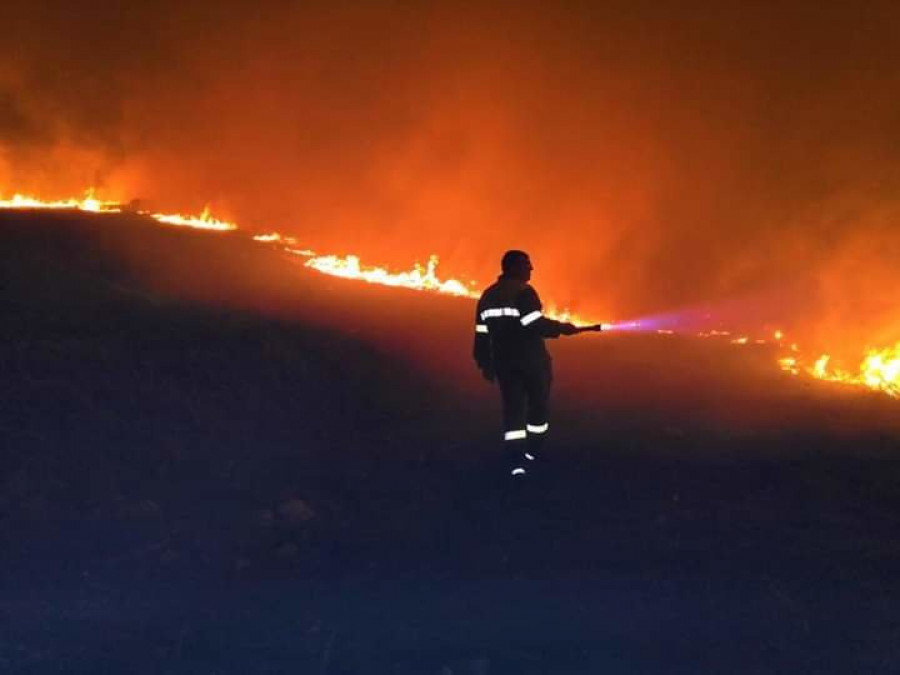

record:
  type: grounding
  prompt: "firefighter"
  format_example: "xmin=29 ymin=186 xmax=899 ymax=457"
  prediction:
xmin=473 ymin=250 xmax=601 ymax=477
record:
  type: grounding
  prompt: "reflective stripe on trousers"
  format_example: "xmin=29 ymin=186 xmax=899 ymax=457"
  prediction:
xmin=497 ymin=362 xmax=552 ymax=442
xmin=503 ymin=424 xmax=549 ymax=441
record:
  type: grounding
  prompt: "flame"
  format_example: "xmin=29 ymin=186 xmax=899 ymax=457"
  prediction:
xmin=0 ymin=190 xmax=236 ymax=231
xmin=778 ymin=357 xmax=799 ymax=374
xmin=812 ymin=354 xmax=833 ymax=378
xmin=0 ymin=189 xmax=120 ymax=213
xmin=303 ymin=253 xmax=478 ymax=298
xmin=3 ymin=188 xmax=899 ymax=400
xmin=150 ymin=205 xmax=237 ymax=231
xmin=808 ymin=344 xmax=900 ymax=398
xmin=253 ymin=232 xmax=299 ymax=245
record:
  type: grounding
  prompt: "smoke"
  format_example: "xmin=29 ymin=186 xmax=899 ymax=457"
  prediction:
xmin=3 ymin=0 xmax=900 ymax=355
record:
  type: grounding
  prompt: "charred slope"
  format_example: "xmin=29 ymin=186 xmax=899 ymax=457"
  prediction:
xmin=2 ymin=212 xmax=900 ymax=674
xmin=0 ymin=211 xmax=470 ymax=568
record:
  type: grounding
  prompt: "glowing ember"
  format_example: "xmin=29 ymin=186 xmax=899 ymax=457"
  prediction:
xmin=809 ymin=343 xmax=900 ymax=398
xmin=151 ymin=206 xmax=237 ymax=231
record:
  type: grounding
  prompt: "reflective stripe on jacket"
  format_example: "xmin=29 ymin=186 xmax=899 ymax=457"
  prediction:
xmin=473 ymin=276 xmax=568 ymax=372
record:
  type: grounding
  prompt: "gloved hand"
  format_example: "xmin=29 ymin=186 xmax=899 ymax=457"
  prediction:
xmin=560 ymin=322 xmax=579 ymax=336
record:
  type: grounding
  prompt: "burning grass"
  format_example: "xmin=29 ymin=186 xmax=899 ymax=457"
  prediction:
xmin=810 ymin=345 xmax=900 ymax=398
xmin=2 ymin=188 xmax=898 ymax=400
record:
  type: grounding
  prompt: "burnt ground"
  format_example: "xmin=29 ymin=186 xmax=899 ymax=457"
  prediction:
xmin=2 ymin=211 xmax=900 ymax=674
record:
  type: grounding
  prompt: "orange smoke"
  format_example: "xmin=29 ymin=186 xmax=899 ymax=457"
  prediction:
xmin=2 ymin=2 xmax=899 ymax=399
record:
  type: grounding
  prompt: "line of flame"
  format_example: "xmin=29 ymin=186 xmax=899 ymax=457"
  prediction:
xmin=2 ymin=189 xmax=897 ymax=398
xmin=0 ymin=190 xmax=237 ymax=231
xmin=303 ymin=253 xmax=478 ymax=298
xmin=807 ymin=346 xmax=900 ymax=398
xmin=150 ymin=206 xmax=237 ymax=231
xmin=0 ymin=190 xmax=121 ymax=213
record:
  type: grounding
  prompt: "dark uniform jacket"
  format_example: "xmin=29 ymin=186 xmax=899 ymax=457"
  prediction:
xmin=473 ymin=276 xmax=569 ymax=376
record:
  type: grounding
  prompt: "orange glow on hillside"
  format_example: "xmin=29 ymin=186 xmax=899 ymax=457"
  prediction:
xmin=2 ymin=188 xmax=898 ymax=400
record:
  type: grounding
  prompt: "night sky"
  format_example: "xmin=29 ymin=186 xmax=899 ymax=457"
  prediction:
xmin=3 ymin=1 xmax=900 ymax=356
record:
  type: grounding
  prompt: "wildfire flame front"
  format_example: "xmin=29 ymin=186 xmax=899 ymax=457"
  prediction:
xmin=2 ymin=188 xmax=898 ymax=400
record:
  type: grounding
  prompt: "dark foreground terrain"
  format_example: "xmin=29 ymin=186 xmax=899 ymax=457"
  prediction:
xmin=2 ymin=212 xmax=900 ymax=674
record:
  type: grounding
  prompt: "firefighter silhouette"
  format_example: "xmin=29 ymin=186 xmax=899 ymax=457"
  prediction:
xmin=473 ymin=250 xmax=602 ymax=477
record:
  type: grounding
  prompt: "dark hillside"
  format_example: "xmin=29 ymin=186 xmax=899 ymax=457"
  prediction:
xmin=1 ymin=212 xmax=464 ymax=559
xmin=2 ymin=211 xmax=900 ymax=674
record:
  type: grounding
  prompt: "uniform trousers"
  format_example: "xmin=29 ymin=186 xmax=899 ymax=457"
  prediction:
xmin=496 ymin=358 xmax=552 ymax=457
